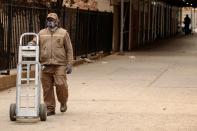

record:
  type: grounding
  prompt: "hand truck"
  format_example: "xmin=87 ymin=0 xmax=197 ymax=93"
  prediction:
xmin=9 ymin=33 xmax=47 ymax=121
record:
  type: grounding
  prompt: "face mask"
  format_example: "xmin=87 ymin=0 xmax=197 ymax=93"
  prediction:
xmin=46 ymin=20 xmax=56 ymax=29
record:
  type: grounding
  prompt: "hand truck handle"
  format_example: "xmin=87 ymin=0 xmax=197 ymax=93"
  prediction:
xmin=19 ymin=33 xmax=39 ymax=46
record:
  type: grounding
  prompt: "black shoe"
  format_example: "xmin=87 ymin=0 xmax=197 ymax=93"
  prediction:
xmin=47 ymin=111 xmax=55 ymax=116
xmin=60 ymin=103 xmax=67 ymax=112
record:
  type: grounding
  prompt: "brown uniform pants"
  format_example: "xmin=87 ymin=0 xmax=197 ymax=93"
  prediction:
xmin=41 ymin=65 xmax=68 ymax=112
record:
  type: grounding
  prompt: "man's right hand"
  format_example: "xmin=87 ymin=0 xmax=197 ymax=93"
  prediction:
xmin=27 ymin=41 xmax=35 ymax=46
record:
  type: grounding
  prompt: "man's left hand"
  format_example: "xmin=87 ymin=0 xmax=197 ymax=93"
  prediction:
xmin=66 ymin=64 xmax=72 ymax=74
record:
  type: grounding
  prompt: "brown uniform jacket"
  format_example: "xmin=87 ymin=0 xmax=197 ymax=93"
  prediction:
xmin=33 ymin=27 xmax=73 ymax=65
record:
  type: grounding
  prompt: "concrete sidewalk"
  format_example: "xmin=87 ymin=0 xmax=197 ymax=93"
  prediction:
xmin=1 ymin=34 xmax=197 ymax=131
xmin=0 ymin=54 xmax=105 ymax=91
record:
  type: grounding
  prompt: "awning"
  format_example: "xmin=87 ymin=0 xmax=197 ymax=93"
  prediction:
xmin=112 ymin=0 xmax=197 ymax=7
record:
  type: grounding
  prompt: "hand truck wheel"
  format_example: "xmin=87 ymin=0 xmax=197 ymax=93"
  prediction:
xmin=39 ymin=104 xmax=47 ymax=121
xmin=9 ymin=103 xmax=16 ymax=121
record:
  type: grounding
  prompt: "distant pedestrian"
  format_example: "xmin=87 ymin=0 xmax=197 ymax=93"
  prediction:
xmin=184 ymin=14 xmax=191 ymax=35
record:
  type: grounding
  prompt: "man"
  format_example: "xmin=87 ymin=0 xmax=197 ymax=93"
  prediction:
xmin=184 ymin=14 xmax=191 ymax=35
xmin=31 ymin=13 xmax=73 ymax=116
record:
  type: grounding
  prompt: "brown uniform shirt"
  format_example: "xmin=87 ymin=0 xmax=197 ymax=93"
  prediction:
xmin=33 ymin=27 xmax=73 ymax=65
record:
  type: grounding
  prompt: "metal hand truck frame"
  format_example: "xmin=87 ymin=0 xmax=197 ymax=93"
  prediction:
xmin=9 ymin=33 xmax=47 ymax=121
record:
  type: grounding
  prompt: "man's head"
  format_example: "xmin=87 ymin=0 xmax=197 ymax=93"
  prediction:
xmin=46 ymin=13 xmax=59 ymax=29
xmin=47 ymin=13 xmax=59 ymax=21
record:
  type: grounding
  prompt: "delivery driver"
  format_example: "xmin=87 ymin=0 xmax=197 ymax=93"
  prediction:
xmin=30 ymin=13 xmax=73 ymax=116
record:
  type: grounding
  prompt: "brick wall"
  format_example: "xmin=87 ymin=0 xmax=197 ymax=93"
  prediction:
xmin=96 ymin=0 xmax=113 ymax=12
xmin=63 ymin=0 xmax=113 ymax=12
